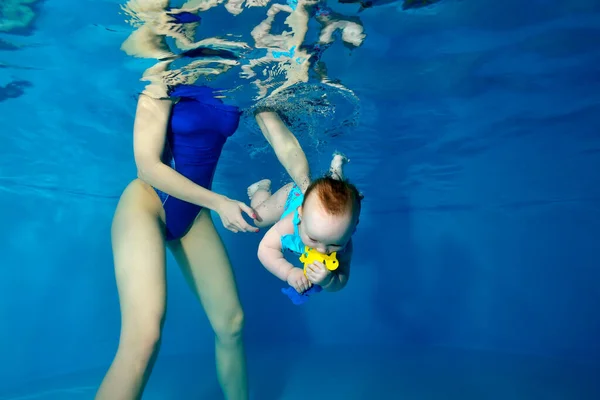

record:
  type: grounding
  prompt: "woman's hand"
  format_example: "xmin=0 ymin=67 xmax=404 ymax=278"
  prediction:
xmin=215 ymin=197 xmax=259 ymax=233
xmin=287 ymin=268 xmax=312 ymax=293
xmin=305 ymin=261 xmax=332 ymax=286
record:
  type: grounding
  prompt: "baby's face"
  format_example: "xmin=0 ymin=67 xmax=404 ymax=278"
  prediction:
xmin=298 ymin=193 xmax=356 ymax=255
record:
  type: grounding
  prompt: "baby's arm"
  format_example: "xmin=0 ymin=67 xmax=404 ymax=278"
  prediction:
xmin=257 ymin=220 xmax=313 ymax=292
xmin=257 ymin=219 xmax=303 ymax=281
xmin=321 ymin=239 xmax=353 ymax=292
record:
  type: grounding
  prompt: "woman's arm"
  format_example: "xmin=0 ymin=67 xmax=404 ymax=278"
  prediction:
xmin=133 ymin=94 xmax=258 ymax=232
xmin=254 ymin=110 xmax=311 ymax=192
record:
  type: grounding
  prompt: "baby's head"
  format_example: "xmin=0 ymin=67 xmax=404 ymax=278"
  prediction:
xmin=298 ymin=176 xmax=362 ymax=255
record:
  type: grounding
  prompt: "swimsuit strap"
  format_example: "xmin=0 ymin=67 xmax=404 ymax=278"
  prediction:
xmin=292 ymin=208 xmax=301 ymax=234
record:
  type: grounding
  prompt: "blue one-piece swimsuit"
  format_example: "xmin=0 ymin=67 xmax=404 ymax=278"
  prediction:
xmin=153 ymin=85 xmax=242 ymax=241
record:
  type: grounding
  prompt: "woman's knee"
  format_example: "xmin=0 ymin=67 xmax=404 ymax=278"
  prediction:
xmin=120 ymin=315 xmax=164 ymax=358
xmin=213 ymin=306 xmax=245 ymax=344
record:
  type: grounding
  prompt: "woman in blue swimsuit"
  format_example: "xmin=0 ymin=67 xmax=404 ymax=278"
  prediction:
xmin=95 ymin=2 xmax=314 ymax=398
xmin=95 ymin=83 xmax=310 ymax=399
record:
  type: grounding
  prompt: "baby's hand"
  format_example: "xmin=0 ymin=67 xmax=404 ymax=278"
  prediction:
xmin=287 ymin=268 xmax=312 ymax=293
xmin=305 ymin=261 xmax=332 ymax=286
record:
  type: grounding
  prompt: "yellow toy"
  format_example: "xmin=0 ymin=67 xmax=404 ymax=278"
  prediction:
xmin=282 ymin=246 xmax=339 ymax=305
xmin=299 ymin=246 xmax=339 ymax=274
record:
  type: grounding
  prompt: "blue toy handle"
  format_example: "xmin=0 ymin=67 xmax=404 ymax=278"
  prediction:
xmin=282 ymin=284 xmax=323 ymax=305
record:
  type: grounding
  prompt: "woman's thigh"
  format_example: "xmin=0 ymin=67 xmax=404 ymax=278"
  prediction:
xmin=111 ymin=179 xmax=168 ymax=341
xmin=168 ymin=208 xmax=244 ymax=336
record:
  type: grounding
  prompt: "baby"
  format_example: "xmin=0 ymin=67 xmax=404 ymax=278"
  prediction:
xmin=248 ymin=153 xmax=361 ymax=294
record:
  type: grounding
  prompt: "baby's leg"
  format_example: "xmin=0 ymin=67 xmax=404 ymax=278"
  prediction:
xmin=248 ymin=179 xmax=272 ymax=209
xmin=329 ymin=151 xmax=349 ymax=181
xmin=248 ymin=181 xmax=294 ymax=228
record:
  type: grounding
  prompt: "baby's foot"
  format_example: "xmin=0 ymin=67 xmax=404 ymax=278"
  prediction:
xmin=247 ymin=179 xmax=271 ymax=199
xmin=331 ymin=151 xmax=349 ymax=167
xmin=329 ymin=151 xmax=349 ymax=180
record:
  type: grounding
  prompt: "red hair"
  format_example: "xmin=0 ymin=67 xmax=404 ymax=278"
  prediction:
xmin=302 ymin=176 xmax=362 ymax=218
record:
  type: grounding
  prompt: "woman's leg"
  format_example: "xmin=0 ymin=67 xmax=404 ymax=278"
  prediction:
xmin=168 ymin=208 xmax=248 ymax=400
xmin=95 ymin=179 xmax=168 ymax=400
